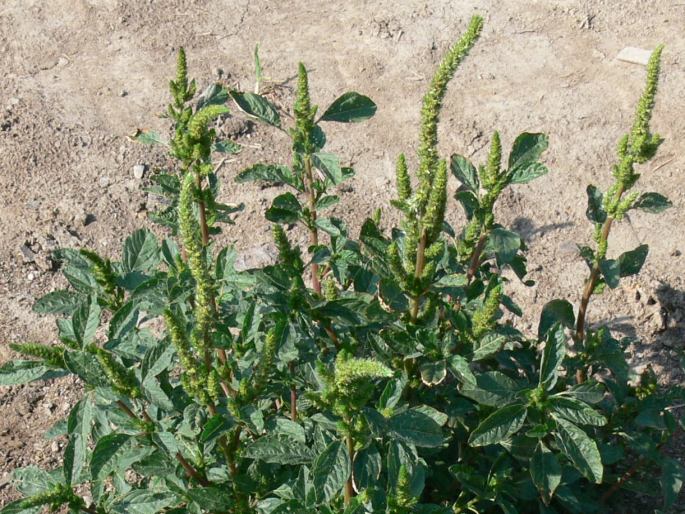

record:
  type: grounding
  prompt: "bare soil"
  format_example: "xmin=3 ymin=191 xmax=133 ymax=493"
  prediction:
xmin=1 ymin=0 xmax=684 ymax=510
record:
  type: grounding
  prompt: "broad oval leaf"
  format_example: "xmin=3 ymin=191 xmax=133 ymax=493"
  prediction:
xmin=509 ymin=161 xmax=549 ymax=184
xmin=585 ymin=185 xmax=607 ymax=223
xmin=554 ymin=418 xmax=603 ymax=483
xmin=633 ymin=192 xmax=672 ymax=213
xmin=353 ymin=443 xmax=382 ymax=491
xmin=313 ymin=441 xmax=351 ymax=503
xmin=508 ymin=132 xmax=548 ymax=170
xmin=531 ymin=442 xmax=562 ymax=504
xmin=265 ymin=192 xmax=302 ymax=224
xmin=236 ymin=163 xmax=293 ymax=185
xmin=0 ymin=360 xmax=66 ymax=386
xmin=539 ymin=323 xmax=567 ymax=391
xmin=420 ymin=360 xmax=447 ymax=386
xmin=243 ymin=435 xmax=314 ymax=465
xmin=486 ymin=228 xmax=521 ymax=265
xmin=468 ymin=403 xmax=527 ymax=446
xmin=460 ymin=371 xmax=521 ymax=407
xmin=472 ymin=333 xmax=506 ymax=361
xmin=123 ymin=229 xmax=160 ymax=274
xmin=33 ymin=290 xmax=82 ymax=315
xmin=538 ymin=300 xmax=574 ymax=339
xmin=388 ymin=408 xmax=444 ymax=447
xmin=550 ymin=397 xmax=606 ymax=427
xmin=450 ymin=154 xmax=479 ymax=192
xmin=320 ymin=92 xmax=376 ymax=123
xmin=230 ymin=91 xmax=281 ymax=127
xmin=617 ymin=244 xmax=648 ymax=277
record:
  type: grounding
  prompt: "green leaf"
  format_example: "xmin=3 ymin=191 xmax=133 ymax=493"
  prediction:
xmin=200 ymin=415 xmax=234 ymax=443
xmin=111 ymin=490 xmax=178 ymax=514
xmin=486 ymin=228 xmax=520 ymax=265
xmin=230 ymin=91 xmax=281 ymax=127
xmin=388 ymin=408 xmax=444 ymax=447
xmin=123 ymin=229 xmax=160 ymax=274
xmin=313 ymin=441 xmax=351 ymax=503
xmin=33 ymin=290 xmax=81 ymax=315
xmin=320 ymin=92 xmax=377 ymax=123
xmin=568 ymin=382 xmax=605 ymax=404
xmin=64 ymin=352 xmax=109 ymax=387
xmin=509 ymin=162 xmax=549 ymax=184
xmin=72 ymin=298 xmax=101 ymax=348
xmin=508 ymin=133 xmax=548 ymax=170
xmin=90 ymin=433 xmax=133 ymax=481
xmin=133 ymin=130 xmax=167 ymax=146
xmin=550 ymin=397 xmax=607 ymax=427
xmin=447 ymin=354 xmax=476 ymax=386
xmin=12 ymin=466 xmax=59 ymax=496
xmin=554 ymin=418 xmax=603 ymax=483
xmin=213 ymin=140 xmax=241 ymax=154
xmin=634 ymin=192 xmax=672 ymax=213
xmin=420 ymin=360 xmax=447 ymax=386
xmin=109 ymin=301 xmax=139 ymax=340
xmin=196 ymin=83 xmax=229 ymax=109
xmin=454 ymin=190 xmax=479 ymax=219
xmin=660 ymin=457 xmax=685 ymax=508
xmin=353 ymin=443 xmax=381 ymax=491
xmin=0 ymin=361 xmax=66 ymax=386
xmin=244 ymin=435 xmax=314 ymax=465
xmin=237 ymin=163 xmax=293 ymax=184
xmin=585 ymin=185 xmax=607 ymax=223
xmin=316 ymin=195 xmax=340 ymax=211
xmin=538 ymin=300 xmax=574 ymax=339
xmin=599 ymin=258 xmax=620 ymax=289
xmin=539 ymin=324 xmax=567 ymax=390
xmin=0 ymin=498 xmax=42 ymax=513
xmin=460 ymin=371 xmax=520 ymax=407
xmin=617 ymin=244 xmax=648 ymax=277
xmin=266 ymin=192 xmax=302 ymax=224
xmin=531 ymin=443 xmax=562 ymax=504
xmin=469 ymin=403 xmax=527 ymax=446
xmin=312 ymin=152 xmax=344 ymax=185
xmin=64 ymin=397 xmax=94 ymax=485
xmin=450 ymin=154 xmax=479 ymax=192
xmin=472 ymin=333 xmax=506 ymax=361
xmin=141 ymin=343 xmax=174 ymax=380
xmin=186 ymin=487 xmax=233 ymax=511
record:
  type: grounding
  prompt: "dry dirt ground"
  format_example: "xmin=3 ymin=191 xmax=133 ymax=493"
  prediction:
xmin=1 ymin=0 xmax=684 ymax=510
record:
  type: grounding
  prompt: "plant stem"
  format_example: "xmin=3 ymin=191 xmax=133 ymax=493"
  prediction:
xmin=575 ymin=185 xmax=625 ymax=384
xmin=344 ymin=434 xmax=355 ymax=504
xmin=193 ymin=170 xmax=236 ymax=398
xmin=176 ymin=452 xmax=211 ymax=486
xmin=466 ymin=232 xmax=489 ymax=283
xmin=410 ymin=231 xmax=428 ymax=322
xmin=303 ymin=155 xmax=321 ymax=294
xmin=289 ymin=361 xmax=298 ymax=421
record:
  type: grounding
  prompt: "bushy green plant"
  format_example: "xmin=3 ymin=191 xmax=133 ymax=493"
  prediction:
xmin=2 ymin=17 xmax=683 ymax=514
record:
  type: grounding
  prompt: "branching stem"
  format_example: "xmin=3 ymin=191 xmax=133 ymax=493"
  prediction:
xmin=575 ymin=185 xmax=625 ymax=383
xmin=303 ymin=155 xmax=321 ymax=294
xmin=466 ymin=232 xmax=489 ymax=283
xmin=176 ymin=452 xmax=211 ymax=486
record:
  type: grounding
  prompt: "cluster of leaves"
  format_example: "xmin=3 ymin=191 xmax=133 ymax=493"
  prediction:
xmin=2 ymin=17 xmax=684 ymax=514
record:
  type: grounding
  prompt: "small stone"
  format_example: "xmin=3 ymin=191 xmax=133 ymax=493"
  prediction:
xmin=84 ymin=213 xmax=96 ymax=226
xmin=20 ymin=243 xmax=36 ymax=262
xmin=99 ymin=176 xmax=110 ymax=188
xmin=50 ymin=441 xmax=59 ymax=453
xmin=132 ymin=164 xmax=146 ymax=179
xmin=119 ymin=89 xmax=128 ymax=97
xmin=616 ymin=47 xmax=652 ymax=66
xmin=27 ymin=272 xmax=35 ymax=281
